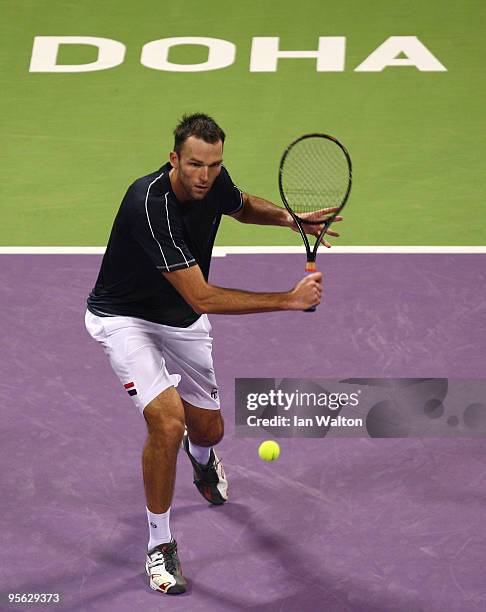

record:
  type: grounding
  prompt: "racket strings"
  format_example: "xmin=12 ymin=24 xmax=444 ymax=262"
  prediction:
xmin=281 ymin=138 xmax=350 ymax=215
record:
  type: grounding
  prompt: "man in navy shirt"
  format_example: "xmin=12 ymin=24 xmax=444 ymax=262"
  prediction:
xmin=85 ymin=113 xmax=340 ymax=595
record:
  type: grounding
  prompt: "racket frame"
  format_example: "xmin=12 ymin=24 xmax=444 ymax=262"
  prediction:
xmin=278 ymin=133 xmax=353 ymax=269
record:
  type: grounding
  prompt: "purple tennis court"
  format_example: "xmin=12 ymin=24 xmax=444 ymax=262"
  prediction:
xmin=1 ymin=253 xmax=486 ymax=611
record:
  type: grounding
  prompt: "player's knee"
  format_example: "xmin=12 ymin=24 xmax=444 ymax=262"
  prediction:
xmin=212 ymin=417 xmax=224 ymax=445
xmin=149 ymin=415 xmax=185 ymax=447
xmin=193 ymin=414 xmax=224 ymax=447
xmin=144 ymin=403 xmax=185 ymax=443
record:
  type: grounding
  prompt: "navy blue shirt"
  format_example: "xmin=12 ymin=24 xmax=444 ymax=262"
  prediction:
xmin=87 ymin=162 xmax=243 ymax=327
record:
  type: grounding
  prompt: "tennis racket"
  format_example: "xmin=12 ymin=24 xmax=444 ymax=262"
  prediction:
xmin=278 ymin=133 xmax=353 ymax=311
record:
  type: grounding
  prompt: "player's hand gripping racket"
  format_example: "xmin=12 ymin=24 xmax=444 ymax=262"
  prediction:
xmin=278 ymin=133 xmax=353 ymax=311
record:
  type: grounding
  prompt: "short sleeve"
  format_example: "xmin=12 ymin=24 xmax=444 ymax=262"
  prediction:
xmin=132 ymin=189 xmax=196 ymax=272
xmin=216 ymin=166 xmax=244 ymax=215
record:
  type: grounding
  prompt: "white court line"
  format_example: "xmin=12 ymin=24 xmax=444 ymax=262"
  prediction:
xmin=0 ymin=246 xmax=485 ymax=255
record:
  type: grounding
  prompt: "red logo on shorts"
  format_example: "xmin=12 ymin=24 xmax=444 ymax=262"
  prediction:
xmin=124 ymin=382 xmax=137 ymax=396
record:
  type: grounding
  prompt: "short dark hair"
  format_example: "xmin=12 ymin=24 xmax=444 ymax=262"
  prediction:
xmin=173 ymin=113 xmax=225 ymax=155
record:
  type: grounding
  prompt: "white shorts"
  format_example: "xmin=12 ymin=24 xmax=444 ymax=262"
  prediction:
xmin=84 ymin=309 xmax=220 ymax=414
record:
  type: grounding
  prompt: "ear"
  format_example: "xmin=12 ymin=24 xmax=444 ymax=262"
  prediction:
xmin=169 ymin=151 xmax=179 ymax=168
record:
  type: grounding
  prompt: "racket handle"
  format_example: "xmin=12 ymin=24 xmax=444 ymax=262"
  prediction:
xmin=305 ymin=262 xmax=317 ymax=312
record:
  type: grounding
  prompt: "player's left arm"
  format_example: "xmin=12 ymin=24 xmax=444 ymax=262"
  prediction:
xmin=230 ymin=193 xmax=343 ymax=248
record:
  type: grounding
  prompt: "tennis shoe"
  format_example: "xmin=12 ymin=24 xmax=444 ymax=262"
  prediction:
xmin=182 ymin=431 xmax=228 ymax=505
xmin=145 ymin=538 xmax=187 ymax=595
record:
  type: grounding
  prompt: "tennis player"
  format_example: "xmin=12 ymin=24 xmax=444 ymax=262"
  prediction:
xmin=85 ymin=113 xmax=341 ymax=595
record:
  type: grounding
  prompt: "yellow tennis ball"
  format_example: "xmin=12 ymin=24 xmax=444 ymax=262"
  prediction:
xmin=258 ymin=440 xmax=280 ymax=462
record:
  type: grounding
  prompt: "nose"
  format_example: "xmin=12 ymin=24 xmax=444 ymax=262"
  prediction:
xmin=199 ymin=166 xmax=209 ymax=183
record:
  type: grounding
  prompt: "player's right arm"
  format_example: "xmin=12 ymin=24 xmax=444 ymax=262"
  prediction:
xmin=162 ymin=265 xmax=322 ymax=314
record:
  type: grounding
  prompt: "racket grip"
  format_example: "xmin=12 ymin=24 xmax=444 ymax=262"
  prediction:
xmin=305 ymin=262 xmax=317 ymax=312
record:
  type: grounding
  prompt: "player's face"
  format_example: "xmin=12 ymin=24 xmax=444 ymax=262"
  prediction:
xmin=171 ymin=136 xmax=223 ymax=201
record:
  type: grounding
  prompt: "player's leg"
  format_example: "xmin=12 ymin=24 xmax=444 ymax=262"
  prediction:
xmin=84 ymin=311 xmax=187 ymax=594
xmin=161 ymin=314 xmax=228 ymax=505
xmin=183 ymin=399 xmax=224 ymax=449
xmin=181 ymin=399 xmax=228 ymax=505
xmin=142 ymin=386 xmax=188 ymax=595
xmin=142 ymin=386 xmax=185 ymax=514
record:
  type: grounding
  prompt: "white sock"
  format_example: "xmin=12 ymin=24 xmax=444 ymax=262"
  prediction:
xmin=146 ymin=507 xmax=171 ymax=551
xmin=188 ymin=439 xmax=211 ymax=465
